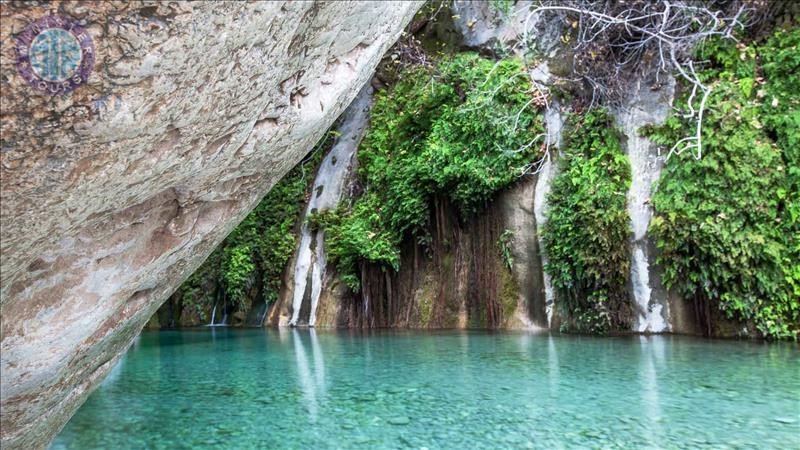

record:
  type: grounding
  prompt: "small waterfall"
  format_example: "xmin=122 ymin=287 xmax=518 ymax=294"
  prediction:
xmin=617 ymin=78 xmax=675 ymax=333
xmin=289 ymin=84 xmax=374 ymax=327
xmin=534 ymin=102 xmax=563 ymax=328
xmin=207 ymin=295 xmax=230 ymax=327
xmin=258 ymin=303 xmax=268 ymax=327
xmin=245 ymin=301 xmax=269 ymax=327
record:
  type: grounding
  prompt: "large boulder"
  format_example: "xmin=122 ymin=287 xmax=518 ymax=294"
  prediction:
xmin=0 ymin=2 xmax=420 ymax=448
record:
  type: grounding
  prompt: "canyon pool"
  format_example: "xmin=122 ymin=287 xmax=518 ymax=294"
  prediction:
xmin=52 ymin=329 xmax=799 ymax=449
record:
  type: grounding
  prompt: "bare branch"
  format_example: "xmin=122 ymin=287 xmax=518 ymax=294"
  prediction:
xmin=509 ymin=1 xmax=750 ymax=159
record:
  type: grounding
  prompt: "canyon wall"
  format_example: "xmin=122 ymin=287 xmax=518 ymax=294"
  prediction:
xmin=0 ymin=2 xmax=420 ymax=448
xmin=239 ymin=1 xmax=746 ymax=338
xmin=271 ymin=189 xmax=545 ymax=330
xmin=272 ymin=1 xmax=705 ymax=334
xmin=149 ymin=2 xmax=779 ymax=339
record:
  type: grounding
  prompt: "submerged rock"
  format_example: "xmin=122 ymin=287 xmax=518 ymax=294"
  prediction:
xmin=387 ymin=416 xmax=411 ymax=425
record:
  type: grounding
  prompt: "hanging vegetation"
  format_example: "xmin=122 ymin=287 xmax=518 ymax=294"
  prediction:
xmin=541 ymin=108 xmax=632 ymax=334
xmin=647 ymin=29 xmax=800 ymax=340
xmin=172 ymin=135 xmax=330 ymax=318
xmin=311 ymin=53 xmax=546 ymax=292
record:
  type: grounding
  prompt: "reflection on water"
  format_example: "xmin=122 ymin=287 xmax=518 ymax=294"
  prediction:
xmin=547 ymin=334 xmax=560 ymax=397
xmin=638 ymin=336 xmax=665 ymax=447
xmin=292 ymin=329 xmax=327 ymax=420
xmin=52 ymin=329 xmax=800 ymax=449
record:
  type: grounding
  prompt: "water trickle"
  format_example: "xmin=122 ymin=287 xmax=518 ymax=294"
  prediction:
xmin=534 ymin=103 xmax=563 ymax=328
xmin=289 ymin=84 xmax=374 ymax=327
xmin=258 ymin=303 xmax=268 ymax=327
xmin=207 ymin=300 xmax=230 ymax=327
xmin=632 ymin=247 xmax=667 ymax=332
xmin=617 ymin=78 xmax=675 ymax=333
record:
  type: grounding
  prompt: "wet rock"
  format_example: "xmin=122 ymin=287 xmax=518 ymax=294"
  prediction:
xmin=774 ymin=417 xmax=797 ymax=424
xmin=388 ymin=416 xmax=411 ymax=425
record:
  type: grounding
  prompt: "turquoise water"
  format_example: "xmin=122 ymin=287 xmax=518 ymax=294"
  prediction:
xmin=53 ymin=329 xmax=799 ymax=449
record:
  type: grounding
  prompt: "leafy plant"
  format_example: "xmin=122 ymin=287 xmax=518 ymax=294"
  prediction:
xmin=488 ymin=0 xmax=514 ymax=17
xmin=542 ymin=108 xmax=632 ymax=334
xmin=498 ymin=229 xmax=515 ymax=270
xmin=317 ymin=53 xmax=545 ymax=291
xmin=647 ymin=29 xmax=800 ymax=340
xmin=173 ymin=134 xmax=329 ymax=315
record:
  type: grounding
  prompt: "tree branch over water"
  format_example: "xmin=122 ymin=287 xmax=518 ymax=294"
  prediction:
xmin=517 ymin=0 xmax=750 ymax=159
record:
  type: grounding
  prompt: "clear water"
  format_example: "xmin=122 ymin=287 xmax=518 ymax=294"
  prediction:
xmin=52 ymin=329 xmax=799 ymax=449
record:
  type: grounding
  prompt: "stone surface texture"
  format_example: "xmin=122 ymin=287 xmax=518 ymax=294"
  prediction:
xmin=0 ymin=1 xmax=419 ymax=448
xmin=496 ymin=177 xmax=549 ymax=328
xmin=613 ymin=76 xmax=680 ymax=334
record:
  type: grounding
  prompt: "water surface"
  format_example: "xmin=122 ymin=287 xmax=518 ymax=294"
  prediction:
xmin=53 ymin=329 xmax=799 ymax=449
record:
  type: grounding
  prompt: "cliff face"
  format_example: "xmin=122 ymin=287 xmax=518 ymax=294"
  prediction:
xmin=270 ymin=182 xmax=546 ymax=330
xmin=0 ymin=2 xmax=420 ymax=448
xmin=268 ymin=1 xmax=733 ymax=336
xmin=146 ymin=3 xmax=793 ymax=339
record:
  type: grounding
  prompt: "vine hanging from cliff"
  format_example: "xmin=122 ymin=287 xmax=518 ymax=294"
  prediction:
xmin=647 ymin=28 xmax=800 ymax=340
xmin=542 ymin=108 xmax=632 ymax=334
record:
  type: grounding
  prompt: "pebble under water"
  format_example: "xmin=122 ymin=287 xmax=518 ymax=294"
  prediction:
xmin=52 ymin=329 xmax=799 ymax=449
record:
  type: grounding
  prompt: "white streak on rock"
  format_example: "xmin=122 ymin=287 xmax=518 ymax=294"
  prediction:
xmin=534 ymin=103 xmax=562 ymax=328
xmin=617 ymin=78 xmax=675 ymax=333
xmin=289 ymin=85 xmax=374 ymax=327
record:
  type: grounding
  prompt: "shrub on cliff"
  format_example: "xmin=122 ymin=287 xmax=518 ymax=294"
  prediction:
xmin=174 ymin=140 xmax=327 ymax=317
xmin=315 ymin=53 xmax=545 ymax=291
xmin=647 ymin=29 xmax=800 ymax=340
xmin=542 ymin=109 xmax=632 ymax=334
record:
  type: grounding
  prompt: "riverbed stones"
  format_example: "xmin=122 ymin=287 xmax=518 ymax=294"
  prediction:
xmin=387 ymin=416 xmax=411 ymax=425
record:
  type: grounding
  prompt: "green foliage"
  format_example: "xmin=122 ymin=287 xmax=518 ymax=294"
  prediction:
xmin=175 ymin=139 xmax=327 ymax=314
xmin=647 ymin=29 xmax=800 ymax=340
xmin=176 ymin=251 xmax=220 ymax=319
xmin=307 ymin=194 xmax=402 ymax=292
xmin=317 ymin=53 xmax=545 ymax=291
xmin=488 ymin=0 xmax=514 ymax=17
xmin=498 ymin=229 xmax=515 ymax=270
xmin=542 ymin=109 xmax=632 ymax=334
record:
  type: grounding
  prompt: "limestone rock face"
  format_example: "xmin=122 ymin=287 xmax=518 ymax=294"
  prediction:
xmin=0 ymin=2 xmax=420 ymax=448
xmin=496 ymin=177 xmax=549 ymax=328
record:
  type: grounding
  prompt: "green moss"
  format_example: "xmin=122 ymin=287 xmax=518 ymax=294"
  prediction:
xmin=314 ymin=53 xmax=545 ymax=292
xmin=442 ymin=253 xmax=454 ymax=272
xmin=542 ymin=108 xmax=632 ymax=334
xmin=488 ymin=0 xmax=514 ymax=17
xmin=418 ymin=275 xmax=435 ymax=328
xmin=498 ymin=229 xmax=514 ymax=270
xmin=499 ymin=266 xmax=519 ymax=322
xmin=647 ymin=29 xmax=800 ymax=340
